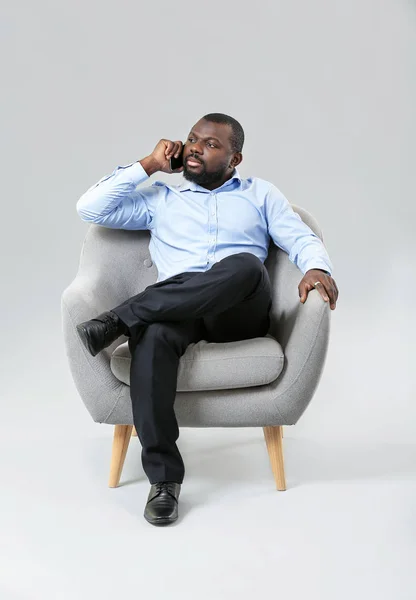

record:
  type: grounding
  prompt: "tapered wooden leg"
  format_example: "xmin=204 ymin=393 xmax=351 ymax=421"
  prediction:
xmin=109 ymin=425 xmax=133 ymax=488
xmin=263 ymin=425 xmax=286 ymax=491
xmin=132 ymin=427 xmax=138 ymax=437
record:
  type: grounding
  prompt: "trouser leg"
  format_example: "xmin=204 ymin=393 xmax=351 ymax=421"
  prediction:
xmin=111 ymin=252 xmax=269 ymax=336
xmin=117 ymin=252 xmax=272 ymax=484
xmin=203 ymin=267 xmax=272 ymax=342
xmin=128 ymin=318 xmax=205 ymax=484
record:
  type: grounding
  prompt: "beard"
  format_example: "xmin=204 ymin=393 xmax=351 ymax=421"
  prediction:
xmin=182 ymin=160 xmax=228 ymax=187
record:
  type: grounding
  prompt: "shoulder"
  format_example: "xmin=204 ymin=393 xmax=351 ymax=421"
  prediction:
xmin=240 ymin=174 xmax=282 ymax=198
xmin=128 ymin=178 xmax=168 ymax=212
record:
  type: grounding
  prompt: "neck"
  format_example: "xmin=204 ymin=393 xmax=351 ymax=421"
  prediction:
xmin=200 ymin=167 xmax=236 ymax=191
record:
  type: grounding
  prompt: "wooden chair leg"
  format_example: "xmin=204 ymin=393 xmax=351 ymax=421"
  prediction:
xmin=109 ymin=424 xmax=133 ymax=488
xmin=263 ymin=425 xmax=286 ymax=491
xmin=132 ymin=427 xmax=138 ymax=436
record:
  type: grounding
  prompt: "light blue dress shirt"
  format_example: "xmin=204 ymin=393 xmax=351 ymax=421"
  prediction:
xmin=76 ymin=160 xmax=333 ymax=283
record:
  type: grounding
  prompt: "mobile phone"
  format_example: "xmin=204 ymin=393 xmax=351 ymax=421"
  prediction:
xmin=169 ymin=144 xmax=185 ymax=171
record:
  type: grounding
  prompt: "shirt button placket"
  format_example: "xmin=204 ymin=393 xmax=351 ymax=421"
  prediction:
xmin=207 ymin=192 xmax=217 ymax=266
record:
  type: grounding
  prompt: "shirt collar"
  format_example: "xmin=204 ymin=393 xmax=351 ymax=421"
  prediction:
xmin=177 ymin=167 xmax=242 ymax=192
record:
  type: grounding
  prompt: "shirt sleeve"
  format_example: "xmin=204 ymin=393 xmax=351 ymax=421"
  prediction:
xmin=76 ymin=160 xmax=161 ymax=230
xmin=264 ymin=184 xmax=334 ymax=276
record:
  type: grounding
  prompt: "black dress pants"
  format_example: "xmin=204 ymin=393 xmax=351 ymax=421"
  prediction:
xmin=111 ymin=252 xmax=272 ymax=484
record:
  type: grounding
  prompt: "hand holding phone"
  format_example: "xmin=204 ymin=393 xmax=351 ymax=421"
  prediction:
xmin=146 ymin=139 xmax=184 ymax=174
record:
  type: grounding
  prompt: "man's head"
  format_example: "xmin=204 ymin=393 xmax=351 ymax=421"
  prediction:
xmin=182 ymin=113 xmax=244 ymax=189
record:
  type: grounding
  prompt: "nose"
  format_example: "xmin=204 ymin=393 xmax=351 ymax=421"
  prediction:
xmin=189 ymin=140 xmax=203 ymax=156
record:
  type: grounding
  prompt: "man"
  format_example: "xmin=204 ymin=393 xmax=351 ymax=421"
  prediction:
xmin=76 ymin=113 xmax=339 ymax=526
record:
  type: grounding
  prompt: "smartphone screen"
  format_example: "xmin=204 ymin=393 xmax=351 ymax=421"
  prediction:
xmin=170 ymin=144 xmax=185 ymax=171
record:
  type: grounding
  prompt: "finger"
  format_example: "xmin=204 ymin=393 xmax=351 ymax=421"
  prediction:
xmin=165 ymin=141 xmax=175 ymax=160
xmin=174 ymin=141 xmax=183 ymax=158
xmin=169 ymin=142 xmax=179 ymax=159
xmin=328 ymin=283 xmax=338 ymax=308
xmin=317 ymin=282 xmax=337 ymax=309
xmin=314 ymin=281 xmax=330 ymax=303
xmin=166 ymin=145 xmax=175 ymax=160
xmin=167 ymin=141 xmax=182 ymax=160
xmin=327 ymin=276 xmax=338 ymax=299
xmin=299 ymin=282 xmax=312 ymax=303
xmin=324 ymin=281 xmax=337 ymax=308
xmin=328 ymin=287 xmax=337 ymax=309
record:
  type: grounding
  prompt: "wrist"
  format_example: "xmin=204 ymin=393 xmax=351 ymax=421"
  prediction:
xmin=307 ymin=268 xmax=329 ymax=274
xmin=139 ymin=155 xmax=160 ymax=176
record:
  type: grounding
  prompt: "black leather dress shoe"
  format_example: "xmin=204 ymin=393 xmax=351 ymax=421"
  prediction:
xmin=76 ymin=310 xmax=128 ymax=357
xmin=144 ymin=482 xmax=181 ymax=526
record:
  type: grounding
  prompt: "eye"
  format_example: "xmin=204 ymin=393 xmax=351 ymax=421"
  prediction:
xmin=208 ymin=143 xmax=216 ymax=148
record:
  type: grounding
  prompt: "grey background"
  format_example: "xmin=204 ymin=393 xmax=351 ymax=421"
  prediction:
xmin=3 ymin=0 xmax=414 ymax=440
xmin=1 ymin=1 xmax=415 ymax=597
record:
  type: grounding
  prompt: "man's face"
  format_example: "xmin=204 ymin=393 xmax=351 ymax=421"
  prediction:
xmin=182 ymin=119 xmax=238 ymax=187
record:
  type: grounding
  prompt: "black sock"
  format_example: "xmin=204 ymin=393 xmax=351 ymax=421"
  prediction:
xmin=111 ymin=312 xmax=130 ymax=336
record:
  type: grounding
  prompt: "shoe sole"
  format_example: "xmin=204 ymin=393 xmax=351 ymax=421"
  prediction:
xmin=144 ymin=513 xmax=178 ymax=526
xmin=76 ymin=324 xmax=98 ymax=357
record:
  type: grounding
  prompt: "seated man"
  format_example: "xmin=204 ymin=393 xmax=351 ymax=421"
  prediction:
xmin=75 ymin=112 xmax=339 ymax=526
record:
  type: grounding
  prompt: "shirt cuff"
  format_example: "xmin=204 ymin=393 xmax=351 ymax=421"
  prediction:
xmin=303 ymin=262 xmax=332 ymax=277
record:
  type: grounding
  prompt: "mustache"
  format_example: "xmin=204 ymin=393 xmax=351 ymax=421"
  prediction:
xmin=187 ymin=155 xmax=204 ymax=164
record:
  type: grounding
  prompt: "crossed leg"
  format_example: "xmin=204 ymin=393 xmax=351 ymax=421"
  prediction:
xmin=115 ymin=252 xmax=272 ymax=484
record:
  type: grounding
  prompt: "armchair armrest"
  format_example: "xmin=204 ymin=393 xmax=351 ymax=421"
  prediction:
xmin=61 ymin=275 xmax=127 ymax=423
xmin=62 ymin=225 xmax=158 ymax=422
xmin=266 ymin=250 xmax=331 ymax=423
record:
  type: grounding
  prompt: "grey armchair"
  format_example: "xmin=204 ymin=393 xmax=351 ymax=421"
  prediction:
xmin=61 ymin=204 xmax=331 ymax=491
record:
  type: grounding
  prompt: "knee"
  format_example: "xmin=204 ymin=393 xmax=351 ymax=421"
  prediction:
xmin=226 ymin=252 xmax=263 ymax=280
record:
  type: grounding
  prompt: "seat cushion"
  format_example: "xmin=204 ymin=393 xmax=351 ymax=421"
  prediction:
xmin=110 ymin=334 xmax=284 ymax=392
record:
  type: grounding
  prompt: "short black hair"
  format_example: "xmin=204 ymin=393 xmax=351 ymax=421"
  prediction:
xmin=202 ymin=113 xmax=244 ymax=154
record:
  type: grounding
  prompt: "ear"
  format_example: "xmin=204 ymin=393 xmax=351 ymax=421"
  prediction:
xmin=231 ymin=152 xmax=243 ymax=168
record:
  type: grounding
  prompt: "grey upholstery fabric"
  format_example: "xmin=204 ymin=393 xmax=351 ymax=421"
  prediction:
xmin=110 ymin=335 xmax=285 ymax=391
xmin=61 ymin=204 xmax=331 ymax=427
